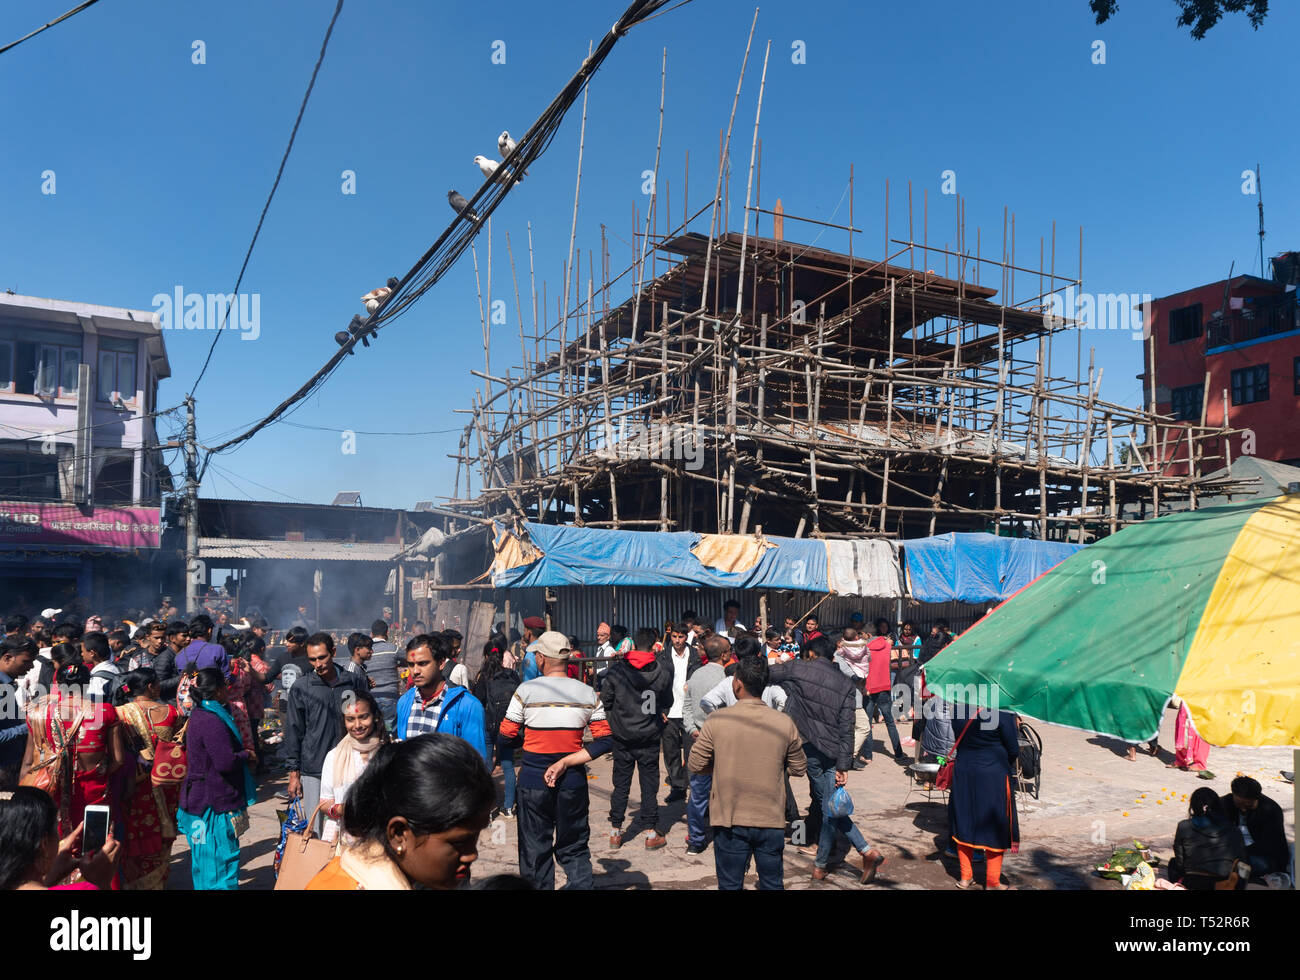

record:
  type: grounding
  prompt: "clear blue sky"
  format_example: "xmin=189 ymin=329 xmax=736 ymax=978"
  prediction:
xmin=2 ymin=0 xmax=1294 ymax=509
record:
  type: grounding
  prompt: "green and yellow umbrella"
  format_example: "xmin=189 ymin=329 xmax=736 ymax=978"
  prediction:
xmin=924 ymin=493 xmax=1300 ymax=747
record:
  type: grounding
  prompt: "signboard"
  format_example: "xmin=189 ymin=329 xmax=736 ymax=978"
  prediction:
xmin=0 ymin=502 xmax=162 ymax=549
xmin=411 ymin=579 xmax=427 ymax=599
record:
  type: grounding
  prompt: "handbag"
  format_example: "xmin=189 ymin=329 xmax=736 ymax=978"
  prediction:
xmin=934 ymin=713 xmax=980 ymax=792
xmin=273 ymin=800 xmax=336 ymax=890
xmin=151 ymin=720 xmax=188 ymax=789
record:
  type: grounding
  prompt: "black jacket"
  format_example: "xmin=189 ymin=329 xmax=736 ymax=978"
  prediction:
xmin=655 ymin=645 xmax=702 ymax=685
xmin=1171 ymin=817 xmax=1245 ymax=886
xmin=281 ymin=668 xmax=366 ymax=777
xmin=768 ymin=657 xmax=855 ymax=770
xmin=919 ymin=632 xmax=952 ymax=665
xmin=473 ymin=667 xmax=522 ymax=741
xmin=600 ymin=656 xmax=674 ymax=743
xmin=1220 ymin=792 xmax=1289 ymax=872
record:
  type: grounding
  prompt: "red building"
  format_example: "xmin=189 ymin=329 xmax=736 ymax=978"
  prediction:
xmin=1141 ymin=251 xmax=1300 ymax=475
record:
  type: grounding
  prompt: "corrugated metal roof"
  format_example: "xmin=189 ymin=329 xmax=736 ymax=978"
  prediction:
xmin=197 ymin=537 xmax=398 ymax=562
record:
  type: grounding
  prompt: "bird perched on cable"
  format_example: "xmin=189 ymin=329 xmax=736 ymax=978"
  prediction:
xmin=361 ymin=286 xmax=391 ymax=314
xmin=474 ymin=155 xmax=501 ymax=182
xmin=498 ymin=131 xmax=529 ymax=177
xmin=447 ymin=190 xmax=479 ymax=223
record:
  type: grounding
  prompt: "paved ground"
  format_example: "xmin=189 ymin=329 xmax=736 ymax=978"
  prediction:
xmin=168 ymin=710 xmax=1295 ymax=890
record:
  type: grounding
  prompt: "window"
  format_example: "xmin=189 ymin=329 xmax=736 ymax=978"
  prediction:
xmin=1170 ymin=383 xmax=1204 ymax=422
xmin=1231 ymin=364 xmax=1269 ymax=405
xmin=1168 ymin=303 xmax=1203 ymax=344
xmin=6 ymin=339 xmax=81 ymax=396
xmin=60 ymin=349 xmax=80 ymax=394
xmin=96 ymin=336 xmax=137 ymax=403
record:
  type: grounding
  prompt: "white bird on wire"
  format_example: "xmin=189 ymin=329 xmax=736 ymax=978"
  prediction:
xmin=498 ymin=130 xmax=529 ymax=177
xmin=474 ymin=155 xmax=501 ymax=181
xmin=361 ymin=286 xmax=391 ymax=314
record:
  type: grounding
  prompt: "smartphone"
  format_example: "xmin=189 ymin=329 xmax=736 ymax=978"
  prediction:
xmin=83 ymin=804 xmax=111 ymax=853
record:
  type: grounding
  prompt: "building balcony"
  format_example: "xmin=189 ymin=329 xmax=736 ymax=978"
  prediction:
xmin=1206 ymin=296 xmax=1300 ymax=350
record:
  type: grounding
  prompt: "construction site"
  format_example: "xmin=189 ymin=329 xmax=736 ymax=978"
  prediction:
xmin=435 ymin=197 xmax=1249 ymax=553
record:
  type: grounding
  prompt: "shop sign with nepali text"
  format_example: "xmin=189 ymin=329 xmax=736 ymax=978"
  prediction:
xmin=0 ymin=502 xmax=162 ymax=549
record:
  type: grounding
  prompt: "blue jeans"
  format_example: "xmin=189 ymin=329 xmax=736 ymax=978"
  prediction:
xmin=804 ymin=744 xmax=869 ymax=869
xmin=686 ymin=772 xmax=712 ymax=846
xmin=500 ymin=746 xmax=517 ymax=811
xmin=713 ymin=826 xmax=784 ymax=890
xmin=862 ymin=691 xmax=902 ymax=759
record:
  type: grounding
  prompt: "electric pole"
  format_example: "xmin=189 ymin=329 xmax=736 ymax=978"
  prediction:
xmin=184 ymin=396 xmax=200 ymax=615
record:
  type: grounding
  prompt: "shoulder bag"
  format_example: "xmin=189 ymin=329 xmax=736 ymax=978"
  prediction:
xmin=934 ymin=711 xmax=980 ymax=792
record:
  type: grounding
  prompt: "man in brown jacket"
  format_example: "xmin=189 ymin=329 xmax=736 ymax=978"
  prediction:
xmin=687 ymin=655 xmax=807 ymax=889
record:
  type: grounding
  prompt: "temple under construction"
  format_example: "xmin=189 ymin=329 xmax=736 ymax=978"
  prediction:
xmin=439 ymin=215 xmax=1248 ymax=544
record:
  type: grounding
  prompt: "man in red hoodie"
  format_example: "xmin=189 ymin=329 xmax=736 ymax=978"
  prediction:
xmin=863 ymin=618 xmax=903 ymax=762
xmin=599 ymin=628 xmax=675 ymax=850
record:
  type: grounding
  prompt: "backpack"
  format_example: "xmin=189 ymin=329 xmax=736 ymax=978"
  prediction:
xmin=481 ymin=669 xmax=521 ymax=734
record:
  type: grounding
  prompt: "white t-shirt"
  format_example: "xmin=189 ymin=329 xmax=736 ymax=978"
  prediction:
xmin=667 ymin=647 xmax=690 ymax=720
xmin=714 ymin=617 xmax=747 ymax=636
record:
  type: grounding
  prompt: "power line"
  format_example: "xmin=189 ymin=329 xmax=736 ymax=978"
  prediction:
xmin=0 ymin=0 xmax=103 ymax=57
xmin=279 ymin=421 xmax=462 ymax=436
xmin=198 ymin=0 xmax=685 ymax=473
xmin=204 ymin=460 xmax=311 ymax=505
xmin=187 ymin=0 xmax=345 ymax=399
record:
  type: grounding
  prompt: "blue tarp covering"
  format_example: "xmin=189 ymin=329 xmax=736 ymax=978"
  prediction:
xmin=493 ymin=522 xmax=831 ymax=591
xmin=902 ymin=533 xmax=1084 ymax=603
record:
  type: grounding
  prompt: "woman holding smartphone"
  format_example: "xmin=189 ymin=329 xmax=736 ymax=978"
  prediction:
xmin=20 ymin=661 xmax=126 ymax=880
xmin=177 ymin=668 xmax=256 ymax=890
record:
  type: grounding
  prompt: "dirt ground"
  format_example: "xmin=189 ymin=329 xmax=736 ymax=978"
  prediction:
xmin=167 ymin=709 xmax=1295 ymax=890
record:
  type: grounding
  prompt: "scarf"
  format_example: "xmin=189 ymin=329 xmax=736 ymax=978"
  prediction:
xmin=199 ymin=700 xmax=257 ymax=808
xmin=331 ymin=732 xmax=384 ymax=796
xmin=338 ymin=841 xmax=411 ymax=890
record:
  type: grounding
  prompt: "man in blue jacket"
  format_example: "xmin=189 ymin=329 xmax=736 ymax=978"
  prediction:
xmin=395 ymin=632 xmax=488 ymax=761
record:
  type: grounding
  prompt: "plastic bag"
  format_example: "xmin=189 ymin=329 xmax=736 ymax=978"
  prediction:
xmin=274 ymin=798 xmax=308 ymax=879
xmin=1124 ymin=861 xmax=1156 ymax=890
xmin=825 ymin=785 xmax=854 ymax=819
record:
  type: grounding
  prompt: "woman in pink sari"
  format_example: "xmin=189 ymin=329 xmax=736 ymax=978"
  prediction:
xmin=1168 ymin=701 xmax=1210 ymax=771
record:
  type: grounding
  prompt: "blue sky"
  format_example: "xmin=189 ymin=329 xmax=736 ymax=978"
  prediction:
xmin=1 ymin=0 xmax=1294 ymax=509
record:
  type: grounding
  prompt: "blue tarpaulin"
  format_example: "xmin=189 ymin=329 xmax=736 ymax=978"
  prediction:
xmin=492 ymin=522 xmax=830 ymax=591
xmin=902 ymin=533 xmax=1084 ymax=603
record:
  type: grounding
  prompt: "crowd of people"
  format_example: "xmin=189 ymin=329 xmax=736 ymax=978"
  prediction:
xmin=0 ymin=602 xmax=1291 ymax=892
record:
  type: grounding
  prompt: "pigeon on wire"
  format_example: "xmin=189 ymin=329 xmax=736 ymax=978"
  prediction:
xmin=447 ymin=189 xmax=479 ymax=223
xmin=361 ymin=286 xmax=392 ymax=314
xmin=474 ymin=155 xmax=501 ymax=181
xmin=498 ymin=130 xmax=529 ymax=177
xmin=336 ymin=314 xmax=378 ymax=351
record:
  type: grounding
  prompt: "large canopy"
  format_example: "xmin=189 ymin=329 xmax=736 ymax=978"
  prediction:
xmin=924 ymin=494 xmax=1300 ymax=747
xmin=489 ymin=522 xmax=1081 ymax=602
xmin=902 ymin=533 xmax=1083 ymax=603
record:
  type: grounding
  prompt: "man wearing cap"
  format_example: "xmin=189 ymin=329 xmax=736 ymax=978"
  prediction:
xmin=517 ymin=616 xmax=548 ymax=682
xmin=499 ymin=630 xmax=612 ymax=889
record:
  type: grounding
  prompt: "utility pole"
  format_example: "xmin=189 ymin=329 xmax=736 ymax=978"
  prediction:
xmin=184 ymin=396 xmax=200 ymax=616
xmin=1256 ymin=162 xmax=1266 ymax=278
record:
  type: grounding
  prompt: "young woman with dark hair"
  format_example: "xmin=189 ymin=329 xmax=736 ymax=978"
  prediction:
xmin=472 ymin=640 xmax=522 ymax=818
xmin=112 ymin=668 xmax=184 ymax=889
xmin=306 ymin=733 xmax=494 ymax=890
xmin=19 ymin=660 xmax=126 ymax=877
xmin=0 ymin=787 xmax=119 ymax=890
xmin=1170 ymin=787 xmax=1247 ymax=889
xmin=319 ymin=689 xmax=390 ymax=845
xmin=177 ymin=668 xmax=256 ymax=890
